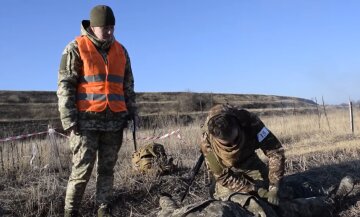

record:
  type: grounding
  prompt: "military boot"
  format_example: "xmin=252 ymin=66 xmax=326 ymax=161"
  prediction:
xmin=327 ymin=176 xmax=355 ymax=209
xmin=64 ymin=209 xmax=79 ymax=217
xmin=334 ymin=176 xmax=355 ymax=207
xmin=335 ymin=176 xmax=354 ymax=198
xmin=97 ymin=205 xmax=112 ymax=217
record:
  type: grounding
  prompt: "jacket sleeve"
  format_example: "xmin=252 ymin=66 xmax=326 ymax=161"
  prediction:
xmin=249 ymin=112 xmax=285 ymax=186
xmin=122 ymin=46 xmax=137 ymax=116
xmin=200 ymin=133 xmax=257 ymax=193
xmin=57 ymin=41 xmax=81 ymax=130
xmin=215 ymin=168 xmax=257 ymax=192
xmin=260 ymin=132 xmax=285 ymax=186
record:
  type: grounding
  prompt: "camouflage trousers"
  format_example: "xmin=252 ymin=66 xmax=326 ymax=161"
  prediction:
xmin=214 ymin=182 xmax=334 ymax=217
xmin=64 ymin=129 xmax=123 ymax=211
xmin=277 ymin=197 xmax=333 ymax=217
xmin=158 ymin=196 xmax=254 ymax=217
xmin=214 ymin=184 xmax=279 ymax=217
xmin=276 ymin=176 xmax=334 ymax=217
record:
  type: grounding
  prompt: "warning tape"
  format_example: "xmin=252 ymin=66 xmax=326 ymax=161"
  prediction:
xmin=0 ymin=128 xmax=184 ymax=143
xmin=54 ymin=131 xmax=70 ymax=138
xmin=128 ymin=129 xmax=181 ymax=141
xmin=47 ymin=128 xmax=183 ymax=141
xmin=0 ymin=131 xmax=48 ymax=142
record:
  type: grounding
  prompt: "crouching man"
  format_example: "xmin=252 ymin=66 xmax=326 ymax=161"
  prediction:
xmin=198 ymin=104 xmax=352 ymax=217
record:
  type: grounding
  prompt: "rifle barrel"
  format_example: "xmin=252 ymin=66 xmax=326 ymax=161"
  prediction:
xmin=180 ymin=153 xmax=204 ymax=202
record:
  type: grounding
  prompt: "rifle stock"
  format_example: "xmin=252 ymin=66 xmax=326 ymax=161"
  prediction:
xmin=180 ymin=153 xmax=205 ymax=202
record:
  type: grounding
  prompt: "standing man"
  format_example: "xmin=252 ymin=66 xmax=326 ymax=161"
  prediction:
xmin=57 ymin=5 xmax=137 ymax=217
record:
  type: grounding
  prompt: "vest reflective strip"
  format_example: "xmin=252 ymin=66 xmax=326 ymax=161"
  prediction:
xmin=77 ymin=93 xmax=125 ymax=101
xmin=108 ymin=94 xmax=125 ymax=101
xmin=78 ymin=93 xmax=106 ymax=101
xmin=79 ymin=74 xmax=124 ymax=83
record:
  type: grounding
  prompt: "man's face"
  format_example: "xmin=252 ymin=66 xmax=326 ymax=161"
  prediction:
xmin=91 ymin=25 xmax=115 ymax=41
xmin=214 ymin=126 xmax=239 ymax=145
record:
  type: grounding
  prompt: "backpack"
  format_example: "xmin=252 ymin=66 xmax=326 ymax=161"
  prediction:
xmin=131 ymin=142 xmax=175 ymax=175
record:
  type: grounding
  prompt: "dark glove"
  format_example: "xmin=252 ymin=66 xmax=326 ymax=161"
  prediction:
xmin=132 ymin=113 xmax=140 ymax=129
xmin=127 ymin=112 xmax=140 ymax=129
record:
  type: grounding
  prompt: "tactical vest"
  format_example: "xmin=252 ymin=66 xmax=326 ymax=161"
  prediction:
xmin=75 ymin=36 xmax=127 ymax=112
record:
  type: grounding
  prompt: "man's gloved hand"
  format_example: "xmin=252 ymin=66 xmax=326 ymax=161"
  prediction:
xmin=267 ymin=186 xmax=280 ymax=206
xmin=129 ymin=113 xmax=140 ymax=129
xmin=257 ymin=186 xmax=280 ymax=206
xmin=66 ymin=124 xmax=80 ymax=135
xmin=134 ymin=113 xmax=140 ymax=128
xmin=127 ymin=112 xmax=140 ymax=129
xmin=257 ymin=187 xmax=268 ymax=198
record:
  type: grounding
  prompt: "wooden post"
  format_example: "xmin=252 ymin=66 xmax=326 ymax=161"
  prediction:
xmin=314 ymin=97 xmax=321 ymax=129
xmin=322 ymin=96 xmax=331 ymax=132
xmin=176 ymin=96 xmax=180 ymax=124
xmin=349 ymin=100 xmax=354 ymax=134
xmin=48 ymin=125 xmax=63 ymax=174
xmin=292 ymin=102 xmax=296 ymax=115
xmin=0 ymin=144 xmax=4 ymax=173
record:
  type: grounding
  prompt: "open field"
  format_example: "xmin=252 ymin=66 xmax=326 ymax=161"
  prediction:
xmin=0 ymin=105 xmax=359 ymax=217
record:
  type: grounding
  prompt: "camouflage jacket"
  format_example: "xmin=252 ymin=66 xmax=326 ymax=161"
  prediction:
xmin=201 ymin=104 xmax=285 ymax=193
xmin=57 ymin=20 xmax=136 ymax=131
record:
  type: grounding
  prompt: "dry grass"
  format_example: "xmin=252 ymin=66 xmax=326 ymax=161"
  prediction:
xmin=0 ymin=107 xmax=360 ymax=216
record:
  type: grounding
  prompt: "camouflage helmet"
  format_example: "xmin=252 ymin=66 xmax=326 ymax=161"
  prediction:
xmin=131 ymin=142 xmax=175 ymax=175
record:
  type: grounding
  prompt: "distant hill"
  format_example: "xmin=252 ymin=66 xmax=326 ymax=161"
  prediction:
xmin=0 ymin=90 xmax=317 ymax=121
xmin=0 ymin=90 xmax=317 ymax=136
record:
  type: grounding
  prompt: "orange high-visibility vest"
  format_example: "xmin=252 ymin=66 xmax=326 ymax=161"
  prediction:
xmin=75 ymin=36 xmax=127 ymax=112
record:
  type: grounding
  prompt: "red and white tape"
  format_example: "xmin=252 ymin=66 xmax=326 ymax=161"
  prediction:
xmin=0 ymin=128 xmax=185 ymax=143
xmin=0 ymin=131 xmax=48 ymax=142
xmin=54 ymin=131 xmax=70 ymax=138
xmin=129 ymin=129 xmax=180 ymax=141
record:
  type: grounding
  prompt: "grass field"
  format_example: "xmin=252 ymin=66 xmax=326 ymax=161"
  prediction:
xmin=0 ymin=106 xmax=359 ymax=216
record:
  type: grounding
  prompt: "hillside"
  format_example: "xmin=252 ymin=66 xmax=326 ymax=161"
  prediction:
xmin=0 ymin=90 xmax=317 ymax=136
xmin=0 ymin=90 xmax=316 ymax=120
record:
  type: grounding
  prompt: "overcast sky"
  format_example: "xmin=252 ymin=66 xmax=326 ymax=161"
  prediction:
xmin=0 ymin=0 xmax=359 ymax=104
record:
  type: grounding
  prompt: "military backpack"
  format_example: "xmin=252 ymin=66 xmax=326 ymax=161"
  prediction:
xmin=131 ymin=142 xmax=175 ymax=175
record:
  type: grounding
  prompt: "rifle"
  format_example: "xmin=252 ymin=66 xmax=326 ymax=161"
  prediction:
xmin=180 ymin=153 xmax=205 ymax=202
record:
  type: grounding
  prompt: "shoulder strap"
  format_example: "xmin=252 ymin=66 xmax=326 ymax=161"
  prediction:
xmin=202 ymin=132 xmax=226 ymax=176
xmin=205 ymin=150 xmax=225 ymax=176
